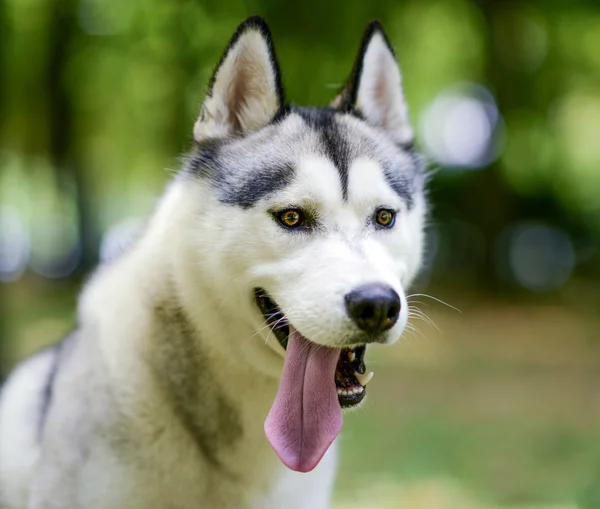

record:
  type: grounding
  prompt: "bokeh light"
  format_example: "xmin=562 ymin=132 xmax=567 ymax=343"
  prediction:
xmin=0 ymin=206 xmax=29 ymax=282
xmin=420 ymin=84 xmax=503 ymax=169
xmin=29 ymin=212 xmax=81 ymax=279
xmin=497 ymin=222 xmax=575 ymax=292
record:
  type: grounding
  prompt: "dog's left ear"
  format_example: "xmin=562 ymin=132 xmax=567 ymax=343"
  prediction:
xmin=333 ymin=21 xmax=413 ymax=146
xmin=194 ymin=16 xmax=284 ymax=141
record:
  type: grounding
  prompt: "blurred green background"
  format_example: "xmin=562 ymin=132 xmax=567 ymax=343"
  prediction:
xmin=1 ymin=0 xmax=599 ymax=507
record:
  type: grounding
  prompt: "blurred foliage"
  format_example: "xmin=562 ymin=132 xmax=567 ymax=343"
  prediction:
xmin=1 ymin=0 xmax=600 ymax=288
xmin=1 ymin=0 xmax=600 ymax=507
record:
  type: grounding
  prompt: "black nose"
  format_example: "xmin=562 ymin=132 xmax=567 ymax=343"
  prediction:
xmin=345 ymin=283 xmax=401 ymax=335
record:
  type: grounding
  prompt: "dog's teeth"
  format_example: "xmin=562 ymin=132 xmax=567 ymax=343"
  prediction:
xmin=348 ymin=351 xmax=356 ymax=362
xmin=337 ymin=386 xmax=367 ymax=397
xmin=355 ymin=371 xmax=374 ymax=386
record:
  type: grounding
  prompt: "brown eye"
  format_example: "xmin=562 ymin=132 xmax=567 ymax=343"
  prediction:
xmin=278 ymin=209 xmax=304 ymax=228
xmin=376 ymin=209 xmax=395 ymax=228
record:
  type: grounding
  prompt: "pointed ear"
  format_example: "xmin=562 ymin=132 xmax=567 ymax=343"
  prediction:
xmin=332 ymin=21 xmax=413 ymax=145
xmin=194 ymin=16 xmax=284 ymax=141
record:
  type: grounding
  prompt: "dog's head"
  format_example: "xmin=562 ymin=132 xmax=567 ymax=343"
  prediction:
xmin=183 ymin=16 xmax=427 ymax=471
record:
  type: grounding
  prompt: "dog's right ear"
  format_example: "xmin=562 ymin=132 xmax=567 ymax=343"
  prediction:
xmin=332 ymin=21 xmax=413 ymax=146
xmin=194 ymin=16 xmax=285 ymax=142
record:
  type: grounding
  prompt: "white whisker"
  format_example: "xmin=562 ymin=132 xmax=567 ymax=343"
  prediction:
xmin=408 ymin=310 xmax=441 ymax=335
xmin=407 ymin=293 xmax=462 ymax=314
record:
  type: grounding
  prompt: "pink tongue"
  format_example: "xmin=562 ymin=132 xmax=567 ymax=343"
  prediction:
xmin=264 ymin=328 xmax=342 ymax=473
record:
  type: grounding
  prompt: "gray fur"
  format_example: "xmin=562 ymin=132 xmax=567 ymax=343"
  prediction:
xmin=150 ymin=304 xmax=242 ymax=475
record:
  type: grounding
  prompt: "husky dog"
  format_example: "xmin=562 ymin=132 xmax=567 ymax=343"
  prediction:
xmin=0 ymin=16 xmax=427 ymax=509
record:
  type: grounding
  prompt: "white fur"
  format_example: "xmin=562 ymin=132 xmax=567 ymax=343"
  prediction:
xmin=0 ymin=351 xmax=54 ymax=508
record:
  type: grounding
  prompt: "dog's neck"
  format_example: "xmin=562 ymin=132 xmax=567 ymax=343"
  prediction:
xmin=146 ymin=297 xmax=281 ymax=482
xmin=84 ymin=181 xmax=284 ymax=481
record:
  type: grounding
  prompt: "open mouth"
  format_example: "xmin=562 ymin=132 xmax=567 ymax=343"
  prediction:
xmin=254 ymin=288 xmax=372 ymax=408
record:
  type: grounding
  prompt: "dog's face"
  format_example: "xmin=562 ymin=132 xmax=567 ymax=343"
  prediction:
xmin=185 ymin=18 xmax=426 ymax=410
xmin=193 ymin=110 xmax=425 ymax=346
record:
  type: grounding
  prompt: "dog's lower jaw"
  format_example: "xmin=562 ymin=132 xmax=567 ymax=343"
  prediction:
xmin=254 ymin=288 xmax=371 ymax=410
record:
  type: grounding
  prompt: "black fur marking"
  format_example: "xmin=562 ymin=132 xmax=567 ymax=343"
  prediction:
xmin=37 ymin=346 xmax=60 ymax=441
xmin=151 ymin=304 xmax=242 ymax=476
xmin=382 ymin=148 xmax=426 ymax=209
xmin=294 ymin=107 xmax=351 ymax=200
xmin=269 ymin=103 xmax=292 ymax=125
xmin=187 ymin=139 xmax=225 ymax=179
xmin=36 ymin=332 xmax=73 ymax=441
xmin=384 ymin=169 xmax=414 ymax=209
xmin=218 ymin=164 xmax=295 ymax=209
xmin=186 ymin=131 xmax=295 ymax=209
xmin=399 ymin=140 xmax=415 ymax=152
xmin=205 ymin=15 xmax=285 ymax=120
xmin=335 ymin=20 xmax=395 ymax=113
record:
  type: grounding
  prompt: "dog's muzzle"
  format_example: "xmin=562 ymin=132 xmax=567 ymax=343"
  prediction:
xmin=254 ymin=288 xmax=374 ymax=407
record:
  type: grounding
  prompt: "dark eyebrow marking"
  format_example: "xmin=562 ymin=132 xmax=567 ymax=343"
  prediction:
xmin=186 ymin=139 xmax=295 ymax=209
xmin=384 ymin=171 xmax=414 ymax=208
xmin=381 ymin=153 xmax=424 ymax=209
xmin=218 ymin=163 xmax=295 ymax=209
